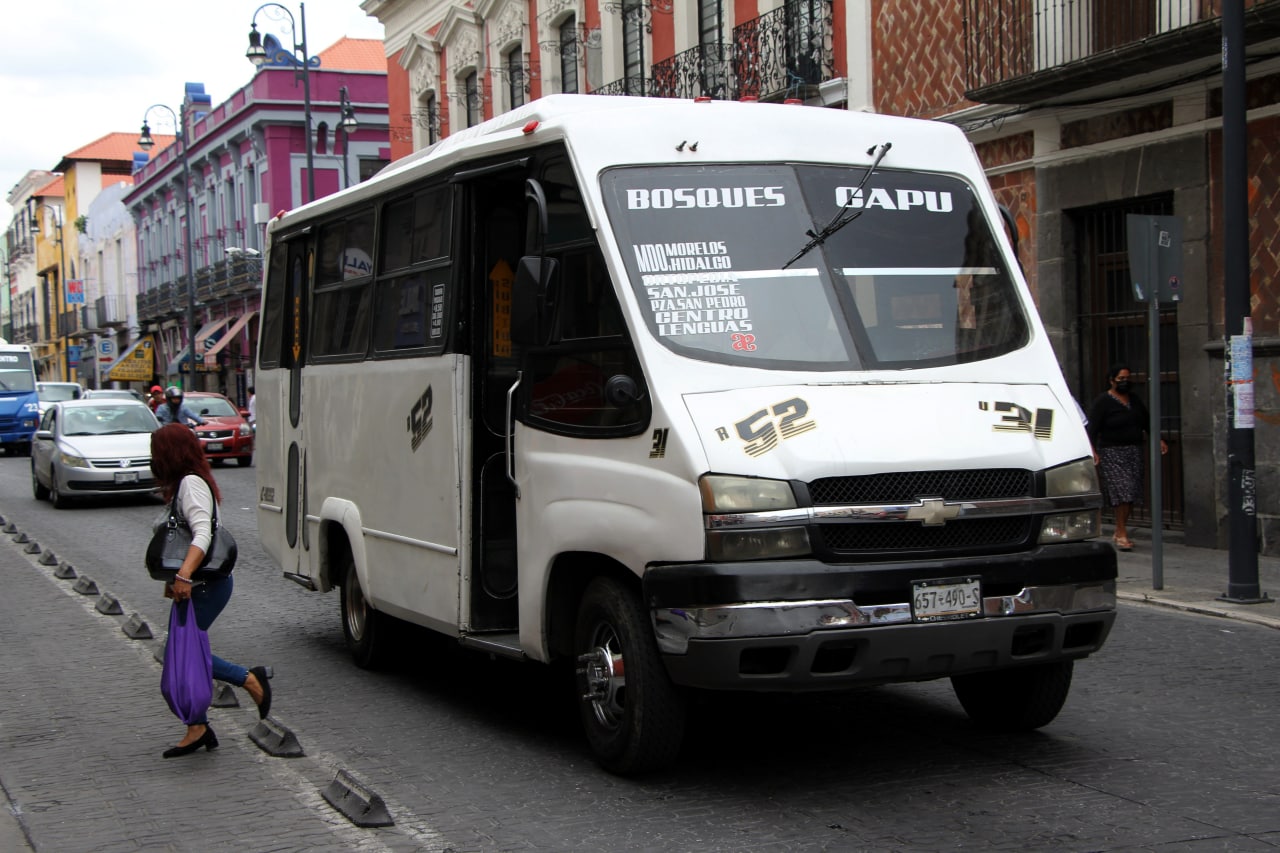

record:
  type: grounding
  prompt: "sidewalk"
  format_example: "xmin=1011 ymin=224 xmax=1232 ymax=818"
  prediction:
xmin=1112 ymin=526 xmax=1280 ymax=629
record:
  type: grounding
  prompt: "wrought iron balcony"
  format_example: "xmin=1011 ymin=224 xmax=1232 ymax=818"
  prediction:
xmin=93 ymin=294 xmax=130 ymax=327
xmin=651 ymin=43 xmax=736 ymax=100
xmin=733 ymin=0 xmax=834 ymax=101
xmin=964 ymin=0 xmax=1280 ymax=104
xmin=593 ymin=0 xmax=834 ymax=102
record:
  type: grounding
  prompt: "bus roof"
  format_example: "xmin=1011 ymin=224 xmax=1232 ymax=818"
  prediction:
xmin=268 ymin=95 xmax=981 ymax=235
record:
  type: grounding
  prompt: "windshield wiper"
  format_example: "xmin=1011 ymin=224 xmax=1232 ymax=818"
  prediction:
xmin=782 ymin=141 xmax=893 ymax=270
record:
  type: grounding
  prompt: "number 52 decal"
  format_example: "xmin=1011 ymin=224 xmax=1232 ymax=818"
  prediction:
xmin=719 ymin=397 xmax=817 ymax=457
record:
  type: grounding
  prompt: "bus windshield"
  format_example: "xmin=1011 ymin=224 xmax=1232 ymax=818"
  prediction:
xmin=0 ymin=352 xmax=37 ymax=393
xmin=601 ymin=164 xmax=1029 ymax=370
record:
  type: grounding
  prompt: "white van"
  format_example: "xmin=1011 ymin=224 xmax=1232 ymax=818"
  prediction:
xmin=255 ymin=95 xmax=1116 ymax=774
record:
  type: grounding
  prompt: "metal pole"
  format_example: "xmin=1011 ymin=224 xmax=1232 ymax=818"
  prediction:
xmin=1221 ymin=0 xmax=1267 ymax=603
xmin=55 ymin=210 xmax=68 ymax=382
xmin=1148 ymin=289 xmax=1163 ymax=589
xmin=340 ymin=86 xmax=351 ymax=189
xmin=299 ymin=1 xmax=315 ymax=203
xmin=179 ymin=104 xmax=198 ymax=390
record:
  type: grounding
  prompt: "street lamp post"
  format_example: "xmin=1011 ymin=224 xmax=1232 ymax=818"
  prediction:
xmin=138 ymin=104 xmax=197 ymax=387
xmin=29 ymin=203 xmax=69 ymax=380
xmin=339 ymin=85 xmax=359 ymax=188
xmin=247 ymin=2 xmax=318 ymax=204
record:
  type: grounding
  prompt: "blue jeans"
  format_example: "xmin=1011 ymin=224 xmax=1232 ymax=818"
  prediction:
xmin=188 ymin=574 xmax=248 ymax=724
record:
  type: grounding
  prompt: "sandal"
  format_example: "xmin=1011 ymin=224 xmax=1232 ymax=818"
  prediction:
xmin=1113 ymin=536 xmax=1133 ymax=551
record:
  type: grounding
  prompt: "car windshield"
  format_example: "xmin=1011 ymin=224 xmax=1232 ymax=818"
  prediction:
xmin=62 ymin=405 xmax=157 ymax=436
xmin=192 ymin=397 xmax=239 ymax=418
xmin=39 ymin=384 xmax=81 ymax=402
xmin=601 ymin=164 xmax=1029 ymax=370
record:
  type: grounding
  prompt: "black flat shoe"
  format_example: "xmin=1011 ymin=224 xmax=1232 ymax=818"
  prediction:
xmin=249 ymin=666 xmax=273 ymax=720
xmin=162 ymin=726 xmax=218 ymax=758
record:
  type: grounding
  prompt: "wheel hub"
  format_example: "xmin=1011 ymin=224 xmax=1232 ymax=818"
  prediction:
xmin=578 ymin=646 xmax=626 ymax=728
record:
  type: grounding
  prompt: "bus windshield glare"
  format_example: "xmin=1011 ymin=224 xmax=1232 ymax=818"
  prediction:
xmin=602 ymin=164 xmax=1030 ymax=370
xmin=0 ymin=352 xmax=37 ymax=393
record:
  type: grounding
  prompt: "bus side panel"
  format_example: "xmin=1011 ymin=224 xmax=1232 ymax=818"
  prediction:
xmin=303 ymin=357 xmax=464 ymax=631
xmin=254 ymin=367 xmax=298 ymax=577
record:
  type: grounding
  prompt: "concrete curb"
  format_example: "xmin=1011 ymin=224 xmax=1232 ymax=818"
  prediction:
xmin=1117 ymin=590 xmax=1280 ymax=630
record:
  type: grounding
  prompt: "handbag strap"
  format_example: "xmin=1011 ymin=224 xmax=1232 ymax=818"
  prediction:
xmin=168 ymin=477 xmax=220 ymax=531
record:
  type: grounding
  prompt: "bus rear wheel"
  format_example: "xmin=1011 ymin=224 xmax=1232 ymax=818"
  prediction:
xmin=340 ymin=560 xmax=394 ymax=670
xmin=574 ymin=576 xmax=685 ymax=775
xmin=951 ymin=660 xmax=1074 ymax=731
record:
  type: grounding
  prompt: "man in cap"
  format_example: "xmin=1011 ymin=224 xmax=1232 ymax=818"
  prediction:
xmin=147 ymin=385 xmax=165 ymax=412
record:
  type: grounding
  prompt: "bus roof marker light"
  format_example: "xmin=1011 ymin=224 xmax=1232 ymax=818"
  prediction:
xmin=522 ymin=120 xmax=539 ymax=134
xmin=695 ymin=96 xmax=712 ymax=103
xmin=784 ymin=98 xmax=803 ymax=105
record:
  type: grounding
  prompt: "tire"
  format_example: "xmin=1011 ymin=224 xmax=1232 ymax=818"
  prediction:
xmin=575 ymin=576 xmax=685 ymax=775
xmin=340 ymin=556 xmax=394 ymax=670
xmin=31 ymin=461 xmax=49 ymax=501
xmin=237 ymin=455 xmax=253 ymax=467
xmin=49 ymin=467 xmax=71 ymax=509
xmin=951 ymin=660 xmax=1074 ymax=731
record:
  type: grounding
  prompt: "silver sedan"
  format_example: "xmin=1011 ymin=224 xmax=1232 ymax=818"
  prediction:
xmin=31 ymin=399 xmax=160 ymax=508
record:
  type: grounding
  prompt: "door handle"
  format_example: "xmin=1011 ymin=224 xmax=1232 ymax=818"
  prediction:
xmin=506 ymin=371 xmax=522 ymax=499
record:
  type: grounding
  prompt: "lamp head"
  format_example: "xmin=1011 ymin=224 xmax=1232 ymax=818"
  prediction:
xmin=138 ymin=122 xmax=155 ymax=151
xmin=247 ymin=23 xmax=267 ymax=65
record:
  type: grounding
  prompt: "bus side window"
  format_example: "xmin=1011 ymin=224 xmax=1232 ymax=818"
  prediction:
xmin=312 ymin=213 xmax=375 ymax=361
xmin=259 ymin=244 xmax=289 ymax=369
xmin=373 ymin=186 xmax=451 ymax=356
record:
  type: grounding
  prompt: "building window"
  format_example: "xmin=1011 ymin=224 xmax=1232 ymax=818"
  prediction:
xmin=623 ymin=0 xmax=644 ymax=94
xmin=426 ymin=94 xmax=439 ymax=144
xmin=560 ymin=18 xmax=579 ymax=94
xmin=699 ymin=0 xmax=722 ymax=45
xmin=507 ymin=47 xmax=526 ymax=109
xmin=465 ymin=71 xmax=482 ymax=128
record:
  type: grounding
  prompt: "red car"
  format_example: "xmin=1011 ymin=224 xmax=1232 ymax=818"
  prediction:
xmin=185 ymin=392 xmax=254 ymax=467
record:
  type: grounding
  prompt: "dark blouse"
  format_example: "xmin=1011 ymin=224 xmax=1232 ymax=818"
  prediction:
xmin=1086 ymin=391 xmax=1149 ymax=448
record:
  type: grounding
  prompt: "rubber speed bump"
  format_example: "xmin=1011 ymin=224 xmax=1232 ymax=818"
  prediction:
xmin=322 ymin=769 xmax=394 ymax=828
xmin=249 ymin=718 xmax=303 ymax=758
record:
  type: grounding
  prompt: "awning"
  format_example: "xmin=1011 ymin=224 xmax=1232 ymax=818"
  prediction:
xmin=202 ymin=311 xmax=258 ymax=367
xmin=167 ymin=346 xmax=190 ymax=376
xmin=194 ymin=317 xmax=233 ymax=359
xmin=105 ymin=335 xmax=157 ymax=382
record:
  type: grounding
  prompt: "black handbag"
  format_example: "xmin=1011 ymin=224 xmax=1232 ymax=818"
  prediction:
xmin=146 ymin=496 xmax=238 ymax=582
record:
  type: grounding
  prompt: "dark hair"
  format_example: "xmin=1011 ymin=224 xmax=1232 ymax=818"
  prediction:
xmin=150 ymin=423 xmax=221 ymax=504
xmin=1107 ymin=363 xmax=1130 ymax=382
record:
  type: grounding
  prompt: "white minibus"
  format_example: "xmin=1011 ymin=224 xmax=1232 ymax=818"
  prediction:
xmin=256 ymin=95 xmax=1116 ymax=774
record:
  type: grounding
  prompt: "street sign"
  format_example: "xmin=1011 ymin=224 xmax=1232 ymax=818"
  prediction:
xmin=66 ymin=279 xmax=86 ymax=305
xmin=1126 ymin=215 xmax=1183 ymax=303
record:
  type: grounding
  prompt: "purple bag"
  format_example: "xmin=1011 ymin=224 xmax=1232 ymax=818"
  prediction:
xmin=160 ymin=600 xmax=213 ymax=724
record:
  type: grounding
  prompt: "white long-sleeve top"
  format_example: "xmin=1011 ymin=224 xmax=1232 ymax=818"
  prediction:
xmin=176 ymin=474 xmax=216 ymax=554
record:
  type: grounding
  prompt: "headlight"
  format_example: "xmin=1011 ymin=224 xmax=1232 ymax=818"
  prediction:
xmin=1039 ymin=511 xmax=1101 ymax=543
xmin=58 ymin=450 xmax=89 ymax=468
xmin=239 ymin=423 xmax=252 ymax=436
xmin=699 ymin=475 xmax=797 ymax=513
xmin=1045 ymin=458 xmax=1099 ymax=497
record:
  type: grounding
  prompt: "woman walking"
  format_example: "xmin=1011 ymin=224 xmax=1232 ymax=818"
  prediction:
xmin=1086 ymin=364 xmax=1168 ymax=551
xmin=150 ymin=423 xmax=273 ymax=757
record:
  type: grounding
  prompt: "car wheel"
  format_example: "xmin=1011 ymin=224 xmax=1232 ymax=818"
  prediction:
xmin=951 ymin=660 xmax=1074 ymax=731
xmin=31 ymin=461 xmax=49 ymax=501
xmin=49 ymin=467 xmax=71 ymax=509
xmin=340 ymin=552 xmax=395 ymax=669
xmin=575 ymin=576 xmax=686 ymax=775
xmin=237 ymin=455 xmax=253 ymax=467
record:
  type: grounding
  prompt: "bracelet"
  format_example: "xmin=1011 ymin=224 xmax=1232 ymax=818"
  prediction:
xmin=173 ymin=575 xmax=193 ymax=585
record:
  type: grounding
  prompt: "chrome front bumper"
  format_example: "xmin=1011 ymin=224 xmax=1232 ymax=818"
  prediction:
xmin=652 ymin=581 xmax=1115 ymax=655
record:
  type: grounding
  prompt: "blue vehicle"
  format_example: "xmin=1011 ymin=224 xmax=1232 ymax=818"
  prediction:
xmin=0 ymin=344 xmax=42 ymax=456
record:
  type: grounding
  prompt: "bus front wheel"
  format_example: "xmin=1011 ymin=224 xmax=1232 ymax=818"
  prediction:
xmin=340 ymin=561 xmax=393 ymax=670
xmin=574 ymin=576 xmax=685 ymax=775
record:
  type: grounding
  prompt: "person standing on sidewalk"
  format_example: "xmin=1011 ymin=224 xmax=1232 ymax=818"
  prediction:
xmin=1086 ymin=363 xmax=1167 ymax=551
xmin=150 ymin=423 xmax=274 ymax=758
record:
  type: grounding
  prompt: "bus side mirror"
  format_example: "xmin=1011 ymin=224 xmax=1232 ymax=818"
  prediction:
xmin=512 ymin=256 xmax=558 ymax=346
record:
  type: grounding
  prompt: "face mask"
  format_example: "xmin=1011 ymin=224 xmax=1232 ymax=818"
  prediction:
xmin=1114 ymin=380 xmax=1131 ymax=392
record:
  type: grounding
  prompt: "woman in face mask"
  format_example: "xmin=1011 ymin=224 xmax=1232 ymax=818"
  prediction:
xmin=1086 ymin=363 xmax=1168 ymax=551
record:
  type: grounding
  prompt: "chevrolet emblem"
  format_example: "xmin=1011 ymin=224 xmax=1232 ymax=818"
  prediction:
xmin=905 ymin=498 xmax=961 ymax=527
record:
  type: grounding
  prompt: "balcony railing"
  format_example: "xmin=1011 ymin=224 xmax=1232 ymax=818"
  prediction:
xmin=594 ymin=0 xmax=834 ymax=102
xmin=137 ymin=256 xmax=264 ymax=325
xmin=651 ymin=43 xmax=736 ymax=100
xmin=95 ymin=293 xmax=129 ymax=327
xmin=964 ymin=0 xmax=1280 ymax=103
xmin=56 ymin=310 xmax=79 ymax=339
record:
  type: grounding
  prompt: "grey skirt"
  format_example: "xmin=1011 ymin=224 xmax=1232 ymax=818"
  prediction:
xmin=1098 ymin=444 xmax=1144 ymax=507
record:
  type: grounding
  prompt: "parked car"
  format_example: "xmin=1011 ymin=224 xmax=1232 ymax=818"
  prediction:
xmin=31 ymin=399 xmax=160 ymax=508
xmin=185 ymin=391 xmax=254 ymax=467
xmin=36 ymin=382 xmax=84 ymax=417
xmin=84 ymin=388 xmax=145 ymax=403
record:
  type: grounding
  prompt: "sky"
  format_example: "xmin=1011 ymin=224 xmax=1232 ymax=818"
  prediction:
xmin=0 ymin=0 xmax=385 ymax=215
